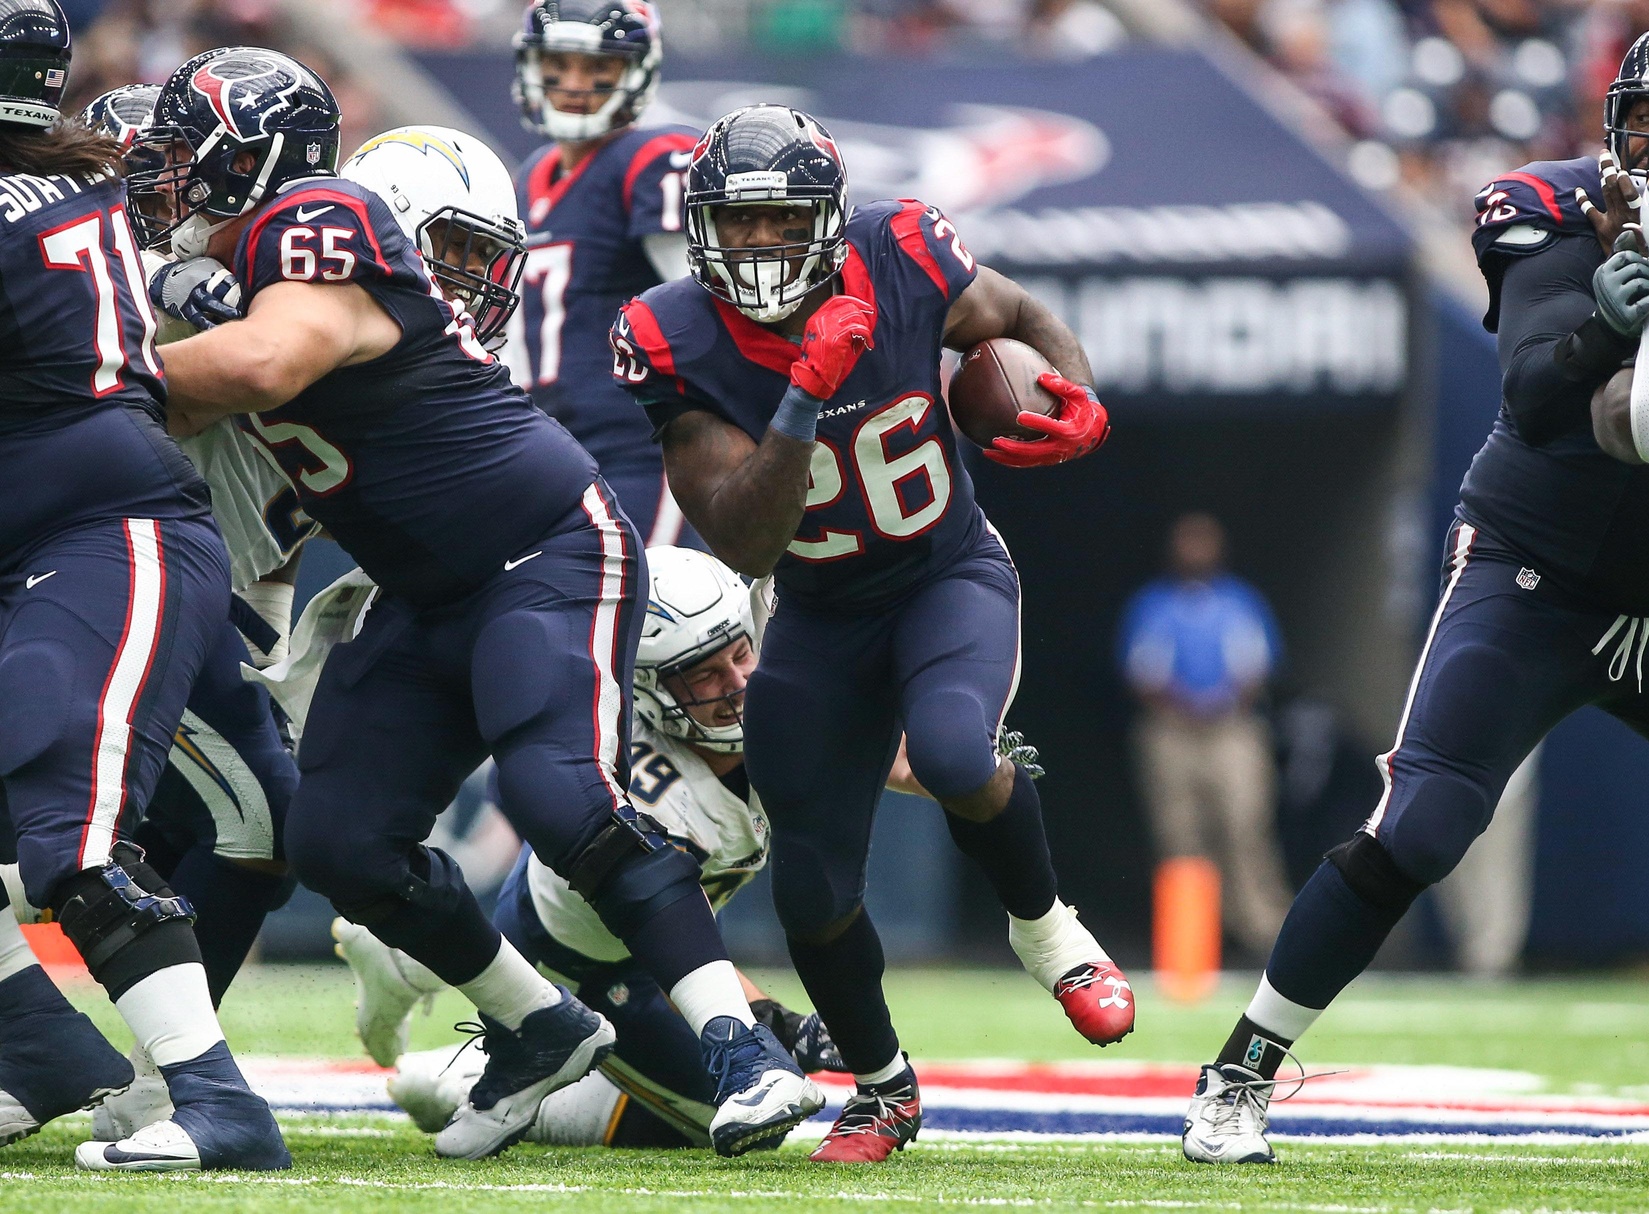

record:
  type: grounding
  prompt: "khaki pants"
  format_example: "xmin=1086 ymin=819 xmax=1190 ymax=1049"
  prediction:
xmin=1135 ymin=709 xmax=1293 ymax=955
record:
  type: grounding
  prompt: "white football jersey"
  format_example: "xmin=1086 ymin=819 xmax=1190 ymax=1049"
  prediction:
xmin=527 ymin=717 xmax=770 ymax=965
xmin=178 ymin=421 xmax=316 ymax=592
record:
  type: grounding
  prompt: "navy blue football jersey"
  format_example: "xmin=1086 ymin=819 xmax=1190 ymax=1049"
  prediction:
xmin=612 ymin=199 xmax=985 ymax=611
xmin=1460 ymin=155 xmax=1649 ymax=611
xmin=230 ymin=176 xmax=599 ymax=607
xmin=516 ymin=125 xmax=696 ymax=474
xmin=0 ymin=171 xmax=211 ymax=563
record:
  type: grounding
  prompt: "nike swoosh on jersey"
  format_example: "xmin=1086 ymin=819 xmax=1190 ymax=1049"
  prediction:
xmin=25 ymin=571 xmax=57 ymax=589
xmin=294 ymin=205 xmax=334 ymax=223
xmin=504 ymin=551 xmax=543 ymax=571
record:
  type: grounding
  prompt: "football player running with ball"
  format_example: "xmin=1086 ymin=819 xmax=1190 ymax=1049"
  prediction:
xmin=332 ymin=547 xmax=848 ymax=1152
xmin=0 ymin=3 xmax=287 ymax=1173
xmin=135 ymin=48 xmax=821 ymax=1160
xmin=1182 ymin=32 xmax=1649 ymax=1167
xmin=508 ymin=0 xmax=703 ymax=546
xmin=610 ymin=105 xmax=1127 ymax=1163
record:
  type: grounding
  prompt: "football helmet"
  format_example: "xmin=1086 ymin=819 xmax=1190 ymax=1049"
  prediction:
xmin=0 ymin=0 xmax=69 ymax=130
xmin=341 ymin=126 xmax=525 ymax=346
xmin=512 ymin=0 xmax=661 ymax=142
xmin=634 ymin=547 xmax=754 ymax=754
xmin=132 ymin=46 xmax=340 ymax=257
xmin=1606 ymin=31 xmax=1649 ymax=176
xmin=83 ymin=85 xmax=169 ymax=247
xmin=684 ymin=105 xmax=849 ymax=324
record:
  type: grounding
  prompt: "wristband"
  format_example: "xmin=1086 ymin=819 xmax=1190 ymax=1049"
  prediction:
xmin=1554 ymin=314 xmax=1636 ymax=386
xmin=769 ymin=383 xmax=824 ymax=443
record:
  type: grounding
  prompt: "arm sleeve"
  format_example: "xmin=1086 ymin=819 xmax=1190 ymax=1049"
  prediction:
xmin=1495 ymin=234 xmax=1635 ymax=446
xmin=239 ymin=189 xmax=396 ymax=300
xmin=623 ymin=134 xmax=696 ymax=242
xmin=887 ymin=200 xmax=980 ymax=302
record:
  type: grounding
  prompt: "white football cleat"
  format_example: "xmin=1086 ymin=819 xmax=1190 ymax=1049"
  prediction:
xmin=76 ymin=1119 xmax=202 ymax=1172
xmin=0 ymin=1087 xmax=41 ymax=1147
xmin=388 ymin=1042 xmax=485 ymax=1134
xmin=1182 ymin=1063 xmax=1277 ymax=1164
xmin=92 ymin=1046 xmax=173 ymax=1142
xmin=332 ymin=917 xmax=445 ymax=1067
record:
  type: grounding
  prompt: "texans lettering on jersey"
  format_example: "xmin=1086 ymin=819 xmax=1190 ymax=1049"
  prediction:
xmin=526 ymin=716 xmax=768 ymax=964
xmin=515 ymin=125 xmax=696 ymax=472
xmin=229 ymin=176 xmax=599 ymax=607
xmin=612 ymin=199 xmax=984 ymax=611
xmin=0 ymin=171 xmax=211 ymax=562
xmin=1471 ymin=156 xmax=1601 ymax=332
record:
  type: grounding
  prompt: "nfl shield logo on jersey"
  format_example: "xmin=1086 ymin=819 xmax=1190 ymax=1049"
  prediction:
xmin=1516 ymin=567 xmax=1540 ymax=590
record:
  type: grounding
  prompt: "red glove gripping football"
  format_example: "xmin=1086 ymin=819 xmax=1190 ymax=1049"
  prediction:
xmin=790 ymin=295 xmax=876 ymax=399
xmin=984 ymin=372 xmax=1111 ymax=468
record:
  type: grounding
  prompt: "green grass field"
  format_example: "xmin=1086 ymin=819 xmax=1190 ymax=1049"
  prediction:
xmin=2 ymin=964 xmax=1646 ymax=1212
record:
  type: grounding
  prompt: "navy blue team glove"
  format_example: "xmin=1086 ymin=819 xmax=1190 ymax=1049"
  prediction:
xmin=1593 ymin=235 xmax=1649 ymax=337
xmin=750 ymin=998 xmax=849 ymax=1073
xmin=149 ymin=256 xmax=245 ymax=330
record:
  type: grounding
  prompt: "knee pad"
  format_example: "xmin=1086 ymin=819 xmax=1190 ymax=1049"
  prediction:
xmin=769 ymin=839 xmax=865 ymax=941
xmin=903 ymin=692 xmax=996 ymax=801
xmin=1326 ymin=832 xmax=1428 ymax=918
xmin=0 ymin=640 xmax=73 ymax=774
xmin=51 ymin=842 xmax=200 ymax=993
xmin=471 ymin=611 xmax=567 ymax=744
xmin=1381 ymin=772 xmax=1495 ymax=886
xmin=332 ymin=845 xmax=466 ymax=929
xmin=567 ymin=811 xmax=703 ymax=941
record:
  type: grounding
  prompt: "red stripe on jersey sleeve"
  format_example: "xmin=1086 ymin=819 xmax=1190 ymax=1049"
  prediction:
xmin=622 ymin=133 xmax=698 ymax=211
xmin=622 ymin=299 xmax=677 ymax=377
xmin=1496 ymin=172 xmax=1564 ymax=225
xmin=888 ymin=199 xmax=950 ymax=298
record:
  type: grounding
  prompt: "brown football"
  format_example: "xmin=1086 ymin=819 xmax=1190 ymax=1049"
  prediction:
xmin=947 ymin=337 xmax=1060 ymax=448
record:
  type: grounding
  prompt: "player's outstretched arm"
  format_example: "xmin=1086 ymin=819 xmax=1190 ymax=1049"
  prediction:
xmin=1591 ymin=366 xmax=1646 ymax=464
xmin=161 ymin=281 xmax=400 ymax=435
xmin=660 ymin=409 xmax=813 ymax=577
xmin=943 ymin=265 xmax=1093 ymax=387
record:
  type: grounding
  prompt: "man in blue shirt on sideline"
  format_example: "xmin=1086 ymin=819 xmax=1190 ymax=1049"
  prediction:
xmin=1118 ymin=512 xmax=1292 ymax=958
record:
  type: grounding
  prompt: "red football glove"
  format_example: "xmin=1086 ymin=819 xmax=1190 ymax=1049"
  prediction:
xmin=790 ymin=295 xmax=876 ymax=399
xmin=984 ymin=372 xmax=1111 ymax=468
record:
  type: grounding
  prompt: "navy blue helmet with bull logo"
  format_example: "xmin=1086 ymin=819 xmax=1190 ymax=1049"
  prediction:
xmin=131 ymin=46 xmax=340 ymax=256
xmin=684 ymin=104 xmax=850 ymax=324
xmin=512 ymin=0 xmax=661 ymax=141
xmin=0 ymin=0 xmax=71 ymax=130
xmin=1606 ymin=31 xmax=1649 ymax=176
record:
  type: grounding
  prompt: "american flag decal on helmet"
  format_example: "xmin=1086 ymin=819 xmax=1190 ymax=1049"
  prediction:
xmin=45 ymin=69 xmax=64 ymax=87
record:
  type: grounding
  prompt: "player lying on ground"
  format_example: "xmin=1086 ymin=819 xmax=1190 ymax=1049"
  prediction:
xmin=0 ymin=7 xmax=287 ymax=1173
xmin=135 ymin=46 xmax=820 ymax=1160
xmin=1182 ymin=32 xmax=1649 ymax=1167
xmin=609 ymin=105 xmax=1128 ymax=1163
xmin=506 ymin=0 xmax=704 ymax=547
xmin=320 ymin=548 xmax=850 ymax=1150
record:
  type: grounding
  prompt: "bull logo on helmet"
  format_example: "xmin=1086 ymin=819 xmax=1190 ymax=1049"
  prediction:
xmin=190 ymin=54 xmax=294 ymax=137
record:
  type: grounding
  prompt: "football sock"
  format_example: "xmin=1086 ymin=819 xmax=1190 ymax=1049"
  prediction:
xmin=854 ymin=1054 xmax=908 ymax=1088
xmin=115 ymin=963 xmax=226 ymax=1068
xmin=0 ymin=897 xmax=38 ymax=984
xmin=456 ymin=938 xmax=562 ymax=1030
xmin=1007 ymin=898 xmax=1109 ymax=991
xmin=669 ymin=960 xmax=755 ymax=1034
xmin=168 ymin=848 xmax=291 ymax=1006
xmin=0 ymin=864 xmax=42 ymax=926
xmin=786 ymin=909 xmax=900 ymax=1077
xmin=944 ymin=764 xmax=1059 ymax=921
xmin=623 ymin=891 xmax=731 ymax=991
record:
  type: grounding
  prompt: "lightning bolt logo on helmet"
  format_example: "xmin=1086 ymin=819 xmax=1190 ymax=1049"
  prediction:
xmin=352 ymin=130 xmax=471 ymax=188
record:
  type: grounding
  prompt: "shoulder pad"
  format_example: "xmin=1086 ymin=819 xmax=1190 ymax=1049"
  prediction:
xmin=1472 ymin=158 xmax=1599 ymax=251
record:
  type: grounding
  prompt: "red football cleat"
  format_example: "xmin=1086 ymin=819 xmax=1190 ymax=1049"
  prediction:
xmin=1053 ymin=960 xmax=1135 ymax=1046
xmin=808 ymin=1071 xmax=922 ymax=1163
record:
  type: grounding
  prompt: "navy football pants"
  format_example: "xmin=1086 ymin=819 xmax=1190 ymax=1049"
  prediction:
xmin=1364 ymin=518 xmax=1649 ymax=885
xmin=0 ymin=517 xmax=229 ymax=908
xmin=746 ymin=534 xmax=1022 ymax=937
xmin=143 ymin=612 xmax=295 ymax=864
xmin=285 ymin=484 xmax=647 ymax=920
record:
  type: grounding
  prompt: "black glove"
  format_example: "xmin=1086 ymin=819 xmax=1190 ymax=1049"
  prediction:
xmin=750 ymin=998 xmax=849 ymax=1073
xmin=149 ymin=256 xmax=245 ymax=330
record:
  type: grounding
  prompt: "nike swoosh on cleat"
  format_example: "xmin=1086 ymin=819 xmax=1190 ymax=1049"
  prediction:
xmin=504 ymin=551 xmax=543 ymax=571
xmin=731 ymin=1078 xmax=784 ymax=1108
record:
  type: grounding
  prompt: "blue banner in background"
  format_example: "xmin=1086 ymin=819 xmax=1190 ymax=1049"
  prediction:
xmin=418 ymin=46 xmax=1414 ymax=403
